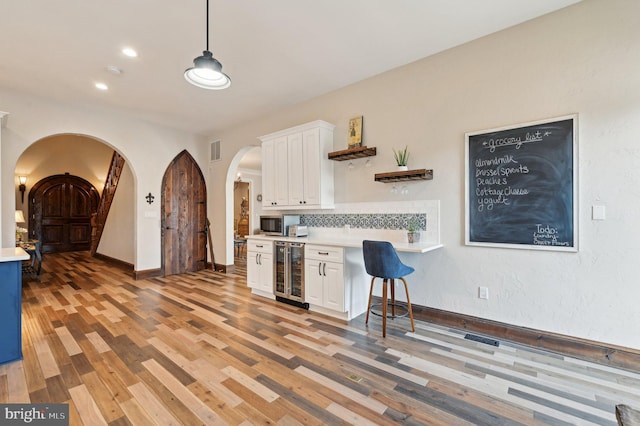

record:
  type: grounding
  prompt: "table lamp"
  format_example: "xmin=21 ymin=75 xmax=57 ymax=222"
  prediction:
xmin=15 ymin=210 xmax=27 ymax=242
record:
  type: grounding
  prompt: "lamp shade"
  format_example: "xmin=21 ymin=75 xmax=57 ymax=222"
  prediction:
xmin=15 ymin=210 xmax=25 ymax=223
xmin=184 ymin=50 xmax=231 ymax=90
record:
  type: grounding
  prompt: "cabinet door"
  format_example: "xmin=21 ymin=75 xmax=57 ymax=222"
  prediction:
xmin=247 ymin=251 xmax=261 ymax=289
xmin=304 ymin=260 xmax=323 ymax=306
xmin=323 ymin=261 xmax=345 ymax=312
xmin=261 ymin=140 xmax=276 ymax=207
xmin=258 ymin=253 xmax=273 ymax=293
xmin=274 ymin=136 xmax=289 ymax=207
xmin=0 ymin=262 xmax=22 ymax=365
xmin=302 ymin=128 xmax=321 ymax=206
xmin=288 ymin=132 xmax=304 ymax=206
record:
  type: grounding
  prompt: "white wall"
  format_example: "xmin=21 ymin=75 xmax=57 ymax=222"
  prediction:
xmin=0 ymin=88 xmax=207 ymax=271
xmin=99 ymin=162 xmax=135 ymax=264
xmin=208 ymin=0 xmax=640 ymax=349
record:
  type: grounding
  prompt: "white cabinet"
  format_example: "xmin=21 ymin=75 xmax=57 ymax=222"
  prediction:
xmin=262 ymin=137 xmax=289 ymax=208
xmin=305 ymin=244 xmax=345 ymax=313
xmin=260 ymin=120 xmax=335 ymax=210
xmin=261 ymin=139 xmax=276 ymax=207
xmin=247 ymin=240 xmax=274 ymax=297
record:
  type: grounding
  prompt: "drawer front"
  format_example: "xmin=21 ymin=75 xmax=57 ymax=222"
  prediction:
xmin=247 ymin=240 xmax=273 ymax=254
xmin=305 ymin=245 xmax=343 ymax=263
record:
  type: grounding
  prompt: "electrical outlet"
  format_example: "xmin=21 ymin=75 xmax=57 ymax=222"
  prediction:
xmin=478 ymin=286 xmax=489 ymax=299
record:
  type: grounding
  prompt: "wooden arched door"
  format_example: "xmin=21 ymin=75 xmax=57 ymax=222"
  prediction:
xmin=29 ymin=173 xmax=99 ymax=254
xmin=161 ymin=150 xmax=208 ymax=276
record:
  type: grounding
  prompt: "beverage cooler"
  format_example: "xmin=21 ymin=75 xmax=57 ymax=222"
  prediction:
xmin=274 ymin=241 xmax=308 ymax=309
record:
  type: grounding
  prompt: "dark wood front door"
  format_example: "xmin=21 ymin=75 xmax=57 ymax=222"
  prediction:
xmin=161 ymin=150 xmax=207 ymax=276
xmin=29 ymin=174 xmax=99 ymax=254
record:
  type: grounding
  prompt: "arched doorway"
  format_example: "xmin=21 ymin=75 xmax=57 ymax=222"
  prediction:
xmin=29 ymin=173 xmax=99 ymax=253
xmin=161 ymin=150 xmax=207 ymax=276
xmin=15 ymin=134 xmax=135 ymax=263
xmin=226 ymin=146 xmax=262 ymax=269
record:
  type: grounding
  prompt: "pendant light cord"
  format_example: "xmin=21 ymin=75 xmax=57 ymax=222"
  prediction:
xmin=206 ymin=0 xmax=210 ymax=52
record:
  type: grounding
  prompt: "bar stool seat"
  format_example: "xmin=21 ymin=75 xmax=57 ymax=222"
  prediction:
xmin=362 ymin=240 xmax=416 ymax=337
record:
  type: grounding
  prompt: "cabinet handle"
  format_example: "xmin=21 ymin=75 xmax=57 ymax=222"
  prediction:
xmin=318 ymin=262 xmax=322 ymax=276
xmin=323 ymin=262 xmax=327 ymax=276
xmin=318 ymin=252 xmax=329 ymax=255
xmin=256 ymin=244 xmax=263 ymax=248
xmin=257 ymin=253 xmax=262 ymax=265
xmin=299 ymin=201 xmax=303 ymax=204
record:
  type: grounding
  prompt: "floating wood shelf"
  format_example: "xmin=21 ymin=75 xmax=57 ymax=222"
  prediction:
xmin=374 ymin=169 xmax=433 ymax=183
xmin=328 ymin=146 xmax=377 ymax=161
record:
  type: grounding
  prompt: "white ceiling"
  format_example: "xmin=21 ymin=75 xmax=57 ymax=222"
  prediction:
xmin=0 ymin=1 xmax=581 ymax=136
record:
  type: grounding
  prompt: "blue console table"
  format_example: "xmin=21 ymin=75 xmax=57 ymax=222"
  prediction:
xmin=0 ymin=247 xmax=29 ymax=365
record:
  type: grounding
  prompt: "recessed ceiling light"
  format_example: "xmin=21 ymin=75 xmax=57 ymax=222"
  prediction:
xmin=95 ymin=82 xmax=108 ymax=91
xmin=122 ymin=47 xmax=138 ymax=58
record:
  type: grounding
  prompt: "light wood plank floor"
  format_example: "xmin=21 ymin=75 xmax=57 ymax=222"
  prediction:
xmin=2 ymin=252 xmax=639 ymax=425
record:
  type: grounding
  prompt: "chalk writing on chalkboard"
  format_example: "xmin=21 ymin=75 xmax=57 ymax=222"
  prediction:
xmin=465 ymin=115 xmax=578 ymax=252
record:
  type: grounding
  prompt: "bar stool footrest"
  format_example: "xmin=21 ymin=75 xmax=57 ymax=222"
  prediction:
xmin=369 ymin=302 xmax=409 ymax=319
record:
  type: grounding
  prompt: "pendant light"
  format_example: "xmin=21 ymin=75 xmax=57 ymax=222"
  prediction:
xmin=184 ymin=0 xmax=231 ymax=90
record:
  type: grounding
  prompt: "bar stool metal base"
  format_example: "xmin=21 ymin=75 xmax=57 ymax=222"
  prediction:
xmin=369 ymin=302 xmax=410 ymax=319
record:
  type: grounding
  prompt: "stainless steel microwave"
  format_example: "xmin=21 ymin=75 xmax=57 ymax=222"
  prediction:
xmin=259 ymin=215 xmax=300 ymax=236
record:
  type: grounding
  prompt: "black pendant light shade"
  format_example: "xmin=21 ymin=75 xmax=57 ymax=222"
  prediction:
xmin=185 ymin=50 xmax=231 ymax=89
xmin=184 ymin=0 xmax=231 ymax=90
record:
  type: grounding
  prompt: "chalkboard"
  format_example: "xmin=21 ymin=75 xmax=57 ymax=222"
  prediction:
xmin=465 ymin=115 xmax=577 ymax=251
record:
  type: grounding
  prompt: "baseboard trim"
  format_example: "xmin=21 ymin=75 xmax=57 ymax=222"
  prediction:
xmin=206 ymin=262 xmax=230 ymax=273
xmin=93 ymin=253 xmax=133 ymax=272
xmin=410 ymin=304 xmax=640 ymax=372
xmin=134 ymin=268 xmax=162 ymax=280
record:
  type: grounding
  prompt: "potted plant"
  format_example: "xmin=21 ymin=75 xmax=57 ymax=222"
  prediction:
xmin=393 ymin=146 xmax=410 ymax=171
xmin=407 ymin=217 xmax=421 ymax=243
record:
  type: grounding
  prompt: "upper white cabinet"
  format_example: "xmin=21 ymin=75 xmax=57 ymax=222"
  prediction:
xmin=259 ymin=120 xmax=335 ymax=210
xmin=262 ymin=136 xmax=289 ymax=207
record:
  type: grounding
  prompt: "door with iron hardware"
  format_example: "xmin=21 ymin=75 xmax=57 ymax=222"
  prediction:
xmin=161 ymin=150 xmax=207 ymax=276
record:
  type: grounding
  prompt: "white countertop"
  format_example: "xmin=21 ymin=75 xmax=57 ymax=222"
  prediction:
xmin=0 ymin=247 xmax=30 ymax=262
xmin=246 ymin=234 xmax=443 ymax=253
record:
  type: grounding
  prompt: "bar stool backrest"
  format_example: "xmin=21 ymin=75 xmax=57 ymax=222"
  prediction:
xmin=362 ymin=240 xmax=415 ymax=279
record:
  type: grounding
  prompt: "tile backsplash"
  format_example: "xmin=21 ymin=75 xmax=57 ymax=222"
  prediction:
xmin=300 ymin=213 xmax=426 ymax=231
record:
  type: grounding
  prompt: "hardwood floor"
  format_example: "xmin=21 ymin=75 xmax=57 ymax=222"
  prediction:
xmin=2 ymin=252 xmax=639 ymax=425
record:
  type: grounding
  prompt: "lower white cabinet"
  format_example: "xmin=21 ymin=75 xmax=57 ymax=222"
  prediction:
xmin=305 ymin=244 xmax=345 ymax=314
xmin=247 ymin=240 xmax=274 ymax=296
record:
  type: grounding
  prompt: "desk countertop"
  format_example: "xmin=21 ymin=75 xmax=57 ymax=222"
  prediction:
xmin=246 ymin=234 xmax=443 ymax=253
xmin=0 ymin=247 xmax=30 ymax=262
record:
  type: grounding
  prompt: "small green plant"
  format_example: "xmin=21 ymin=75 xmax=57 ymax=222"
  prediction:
xmin=393 ymin=146 xmax=410 ymax=166
xmin=407 ymin=217 xmax=419 ymax=232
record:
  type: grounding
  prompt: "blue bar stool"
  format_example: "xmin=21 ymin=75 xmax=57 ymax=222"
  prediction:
xmin=363 ymin=240 xmax=416 ymax=337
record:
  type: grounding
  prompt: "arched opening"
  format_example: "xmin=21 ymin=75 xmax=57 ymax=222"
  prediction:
xmin=14 ymin=133 xmax=136 ymax=265
xmin=225 ymin=146 xmax=262 ymax=270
